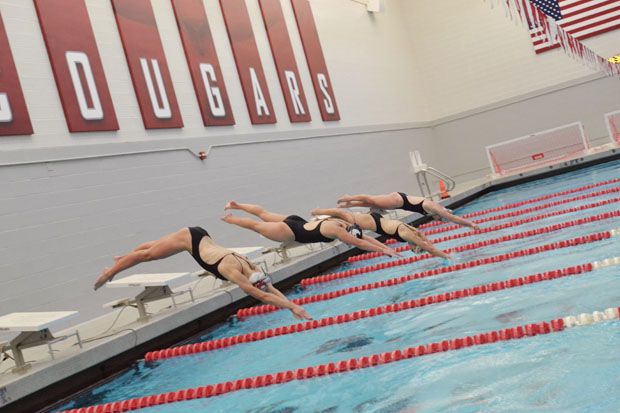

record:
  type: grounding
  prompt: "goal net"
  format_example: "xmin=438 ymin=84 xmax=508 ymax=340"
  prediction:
xmin=606 ymin=110 xmax=620 ymax=146
xmin=486 ymin=122 xmax=590 ymax=175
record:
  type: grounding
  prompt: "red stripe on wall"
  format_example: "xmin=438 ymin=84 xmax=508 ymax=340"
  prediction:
xmin=111 ymin=0 xmax=183 ymax=129
xmin=172 ymin=0 xmax=235 ymax=126
xmin=259 ymin=0 xmax=311 ymax=123
xmin=34 ymin=0 xmax=118 ymax=132
xmin=291 ymin=0 xmax=339 ymax=121
xmin=220 ymin=0 xmax=276 ymax=124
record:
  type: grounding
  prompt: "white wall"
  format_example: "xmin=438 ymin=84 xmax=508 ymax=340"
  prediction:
xmin=401 ymin=0 xmax=620 ymax=120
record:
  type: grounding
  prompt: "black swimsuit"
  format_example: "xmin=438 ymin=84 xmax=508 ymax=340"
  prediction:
xmin=283 ymin=215 xmax=333 ymax=243
xmin=370 ymin=212 xmax=407 ymax=243
xmin=397 ymin=192 xmax=427 ymax=215
xmin=188 ymin=226 xmax=251 ymax=280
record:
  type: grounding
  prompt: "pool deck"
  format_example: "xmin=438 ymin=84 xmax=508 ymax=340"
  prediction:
xmin=0 ymin=144 xmax=618 ymax=413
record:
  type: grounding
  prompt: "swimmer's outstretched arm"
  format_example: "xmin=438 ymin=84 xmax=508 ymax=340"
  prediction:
xmin=311 ymin=207 xmax=355 ymax=223
xmin=403 ymin=225 xmax=452 ymax=259
xmin=332 ymin=227 xmax=402 ymax=258
xmin=337 ymin=193 xmax=401 ymax=209
xmin=425 ymin=201 xmax=480 ymax=231
xmin=225 ymin=269 xmax=311 ymax=320
xmin=361 ymin=233 xmax=395 ymax=252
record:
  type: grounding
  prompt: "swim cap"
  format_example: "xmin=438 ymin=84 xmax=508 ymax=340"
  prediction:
xmin=346 ymin=224 xmax=363 ymax=239
xmin=249 ymin=271 xmax=272 ymax=291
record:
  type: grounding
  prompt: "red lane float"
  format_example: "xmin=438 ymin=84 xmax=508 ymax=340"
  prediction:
xmin=344 ymin=207 xmax=619 ymax=276
xmin=419 ymin=177 xmax=620 ymax=229
xmin=421 ymin=185 xmax=620 ymax=236
xmin=238 ymin=229 xmax=617 ymax=318
xmin=67 ymin=309 xmax=620 ymax=413
xmin=146 ymin=261 xmax=602 ymax=361
xmin=348 ymin=197 xmax=620 ymax=263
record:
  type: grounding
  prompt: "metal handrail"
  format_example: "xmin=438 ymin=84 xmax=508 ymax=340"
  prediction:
xmin=409 ymin=151 xmax=455 ymax=200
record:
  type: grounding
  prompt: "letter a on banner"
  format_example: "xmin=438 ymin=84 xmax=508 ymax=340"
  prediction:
xmin=259 ymin=0 xmax=310 ymax=123
xmin=172 ymin=0 xmax=235 ymax=126
xmin=34 ymin=0 xmax=118 ymax=132
xmin=0 ymin=11 xmax=32 ymax=136
xmin=291 ymin=0 xmax=339 ymax=121
xmin=220 ymin=0 xmax=276 ymax=124
xmin=112 ymin=0 xmax=183 ymax=129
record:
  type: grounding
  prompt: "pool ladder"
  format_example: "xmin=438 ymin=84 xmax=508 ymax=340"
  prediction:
xmin=410 ymin=150 xmax=455 ymax=201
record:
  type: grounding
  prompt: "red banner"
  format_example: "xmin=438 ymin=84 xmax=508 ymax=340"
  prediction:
xmin=0 ymin=11 xmax=33 ymax=136
xmin=291 ymin=0 xmax=339 ymax=121
xmin=111 ymin=0 xmax=183 ymax=129
xmin=220 ymin=0 xmax=276 ymax=124
xmin=172 ymin=0 xmax=235 ymax=126
xmin=259 ymin=0 xmax=310 ymax=123
xmin=34 ymin=0 xmax=118 ymax=132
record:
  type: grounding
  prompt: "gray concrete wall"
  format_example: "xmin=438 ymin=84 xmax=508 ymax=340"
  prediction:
xmin=430 ymin=75 xmax=620 ymax=182
xmin=0 ymin=127 xmax=435 ymax=330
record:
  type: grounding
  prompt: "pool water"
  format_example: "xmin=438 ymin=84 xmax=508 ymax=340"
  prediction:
xmin=56 ymin=159 xmax=620 ymax=412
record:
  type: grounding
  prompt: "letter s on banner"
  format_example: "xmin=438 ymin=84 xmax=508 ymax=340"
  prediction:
xmin=317 ymin=73 xmax=334 ymax=114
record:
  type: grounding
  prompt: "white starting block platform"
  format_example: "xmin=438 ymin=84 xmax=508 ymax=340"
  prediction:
xmin=0 ymin=311 xmax=82 ymax=373
xmin=105 ymin=272 xmax=199 ymax=322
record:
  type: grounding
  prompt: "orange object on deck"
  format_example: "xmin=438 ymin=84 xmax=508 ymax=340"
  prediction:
xmin=439 ymin=180 xmax=450 ymax=199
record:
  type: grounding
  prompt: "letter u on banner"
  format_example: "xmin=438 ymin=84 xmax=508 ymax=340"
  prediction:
xmin=112 ymin=0 xmax=183 ymax=129
xmin=34 ymin=0 xmax=117 ymax=132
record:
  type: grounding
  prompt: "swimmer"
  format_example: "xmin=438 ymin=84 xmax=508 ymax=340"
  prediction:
xmin=94 ymin=227 xmax=311 ymax=320
xmin=311 ymin=207 xmax=452 ymax=259
xmin=222 ymin=201 xmax=402 ymax=258
xmin=337 ymin=192 xmax=480 ymax=231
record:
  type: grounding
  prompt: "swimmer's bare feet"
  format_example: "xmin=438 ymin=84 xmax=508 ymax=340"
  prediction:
xmin=224 ymin=201 xmax=240 ymax=210
xmin=113 ymin=256 xmax=122 ymax=264
xmin=94 ymin=268 xmax=115 ymax=291
xmin=221 ymin=213 xmax=233 ymax=223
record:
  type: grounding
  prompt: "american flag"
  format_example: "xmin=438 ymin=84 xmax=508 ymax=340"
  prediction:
xmin=527 ymin=0 xmax=620 ymax=53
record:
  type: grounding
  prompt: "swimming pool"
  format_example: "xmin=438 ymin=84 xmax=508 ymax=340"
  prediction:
xmin=55 ymin=159 xmax=620 ymax=412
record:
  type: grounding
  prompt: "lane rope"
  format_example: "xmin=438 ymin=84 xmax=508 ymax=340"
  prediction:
xmin=418 ymin=177 xmax=620 ymax=229
xmin=237 ymin=228 xmax=620 ymax=318
xmin=146 ymin=256 xmax=620 ymax=361
xmin=61 ymin=306 xmax=620 ymax=413
xmin=350 ymin=196 xmax=620 ymax=262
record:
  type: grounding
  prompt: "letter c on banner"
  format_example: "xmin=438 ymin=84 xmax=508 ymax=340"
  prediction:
xmin=140 ymin=57 xmax=172 ymax=119
xmin=0 ymin=88 xmax=12 ymax=122
xmin=199 ymin=63 xmax=226 ymax=117
xmin=317 ymin=73 xmax=334 ymax=115
xmin=65 ymin=51 xmax=104 ymax=120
